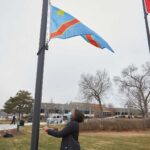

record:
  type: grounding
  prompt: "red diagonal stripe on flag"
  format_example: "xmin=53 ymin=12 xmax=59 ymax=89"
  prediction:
xmin=85 ymin=35 xmax=100 ymax=48
xmin=50 ymin=19 xmax=80 ymax=38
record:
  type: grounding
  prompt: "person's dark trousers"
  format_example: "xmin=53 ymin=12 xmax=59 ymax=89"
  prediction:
xmin=10 ymin=119 xmax=15 ymax=125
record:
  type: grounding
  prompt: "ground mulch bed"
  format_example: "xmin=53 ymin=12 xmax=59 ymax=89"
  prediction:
xmin=0 ymin=129 xmax=18 ymax=137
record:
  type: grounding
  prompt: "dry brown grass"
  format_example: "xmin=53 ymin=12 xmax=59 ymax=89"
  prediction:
xmin=80 ymin=118 xmax=150 ymax=131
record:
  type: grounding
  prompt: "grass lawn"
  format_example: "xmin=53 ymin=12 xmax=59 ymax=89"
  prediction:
xmin=0 ymin=120 xmax=11 ymax=124
xmin=0 ymin=125 xmax=150 ymax=150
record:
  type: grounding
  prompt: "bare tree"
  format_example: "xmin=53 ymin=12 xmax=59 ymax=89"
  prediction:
xmin=114 ymin=62 xmax=150 ymax=118
xmin=79 ymin=70 xmax=111 ymax=117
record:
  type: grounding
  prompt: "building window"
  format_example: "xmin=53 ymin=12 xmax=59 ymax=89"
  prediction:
xmin=55 ymin=109 xmax=59 ymax=113
xmin=84 ymin=110 xmax=89 ymax=114
xmin=65 ymin=110 xmax=69 ymax=113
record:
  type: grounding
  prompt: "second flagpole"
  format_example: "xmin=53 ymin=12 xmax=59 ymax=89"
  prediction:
xmin=142 ymin=0 xmax=150 ymax=54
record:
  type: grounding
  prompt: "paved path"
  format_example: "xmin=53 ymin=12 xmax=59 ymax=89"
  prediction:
xmin=0 ymin=124 xmax=17 ymax=131
xmin=25 ymin=122 xmax=47 ymax=126
xmin=0 ymin=122 xmax=47 ymax=131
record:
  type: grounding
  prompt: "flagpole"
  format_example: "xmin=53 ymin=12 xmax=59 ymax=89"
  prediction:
xmin=30 ymin=0 xmax=49 ymax=150
xmin=142 ymin=0 xmax=150 ymax=53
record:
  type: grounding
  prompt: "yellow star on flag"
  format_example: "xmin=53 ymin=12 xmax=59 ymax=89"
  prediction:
xmin=57 ymin=9 xmax=65 ymax=16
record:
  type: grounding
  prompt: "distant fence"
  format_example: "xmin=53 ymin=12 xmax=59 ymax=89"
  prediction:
xmin=80 ymin=118 xmax=150 ymax=131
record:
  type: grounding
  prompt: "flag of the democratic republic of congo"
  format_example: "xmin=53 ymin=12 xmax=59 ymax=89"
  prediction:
xmin=50 ymin=6 xmax=113 ymax=52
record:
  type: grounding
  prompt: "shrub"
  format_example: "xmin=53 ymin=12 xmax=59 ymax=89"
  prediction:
xmin=80 ymin=118 xmax=150 ymax=131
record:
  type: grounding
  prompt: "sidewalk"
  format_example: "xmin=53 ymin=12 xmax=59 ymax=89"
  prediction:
xmin=0 ymin=124 xmax=17 ymax=131
xmin=25 ymin=122 xmax=47 ymax=126
xmin=0 ymin=122 xmax=47 ymax=130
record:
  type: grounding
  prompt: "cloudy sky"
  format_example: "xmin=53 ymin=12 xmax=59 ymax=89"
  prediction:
xmin=0 ymin=0 xmax=150 ymax=109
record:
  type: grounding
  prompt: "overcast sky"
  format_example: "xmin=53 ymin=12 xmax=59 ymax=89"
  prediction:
xmin=0 ymin=0 xmax=150 ymax=109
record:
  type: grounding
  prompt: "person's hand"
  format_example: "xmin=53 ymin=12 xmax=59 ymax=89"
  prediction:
xmin=43 ymin=126 xmax=49 ymax=132
xmin=43 ymin=126 xmax=58 ymax=132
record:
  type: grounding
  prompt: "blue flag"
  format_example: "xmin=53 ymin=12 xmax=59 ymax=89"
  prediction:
xmin=50 ymin=5 xmax=113 ymax=52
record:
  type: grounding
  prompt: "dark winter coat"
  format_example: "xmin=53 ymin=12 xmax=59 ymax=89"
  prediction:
xmin=47 ymin=121 xmax=80 ymax=150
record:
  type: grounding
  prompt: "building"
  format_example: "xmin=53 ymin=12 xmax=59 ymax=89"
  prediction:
xmin=41 ymin=102 xmax=117 ymax=118
xmin=114 ymin=107 xmax=141 ymax=117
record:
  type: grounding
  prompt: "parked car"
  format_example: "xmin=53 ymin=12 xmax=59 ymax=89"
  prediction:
xmin=47 ymin=114 xmax=63 ymax=124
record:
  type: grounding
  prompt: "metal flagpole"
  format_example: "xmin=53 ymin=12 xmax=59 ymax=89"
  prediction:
xmin=142 ymin=0 xmax=150 ymax=54
xmin=30 ymin=0 xmax=49 ymax=149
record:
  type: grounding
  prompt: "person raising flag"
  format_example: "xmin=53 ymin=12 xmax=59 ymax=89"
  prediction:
xmin=44 ymin=109 xmax=84 ymax=150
